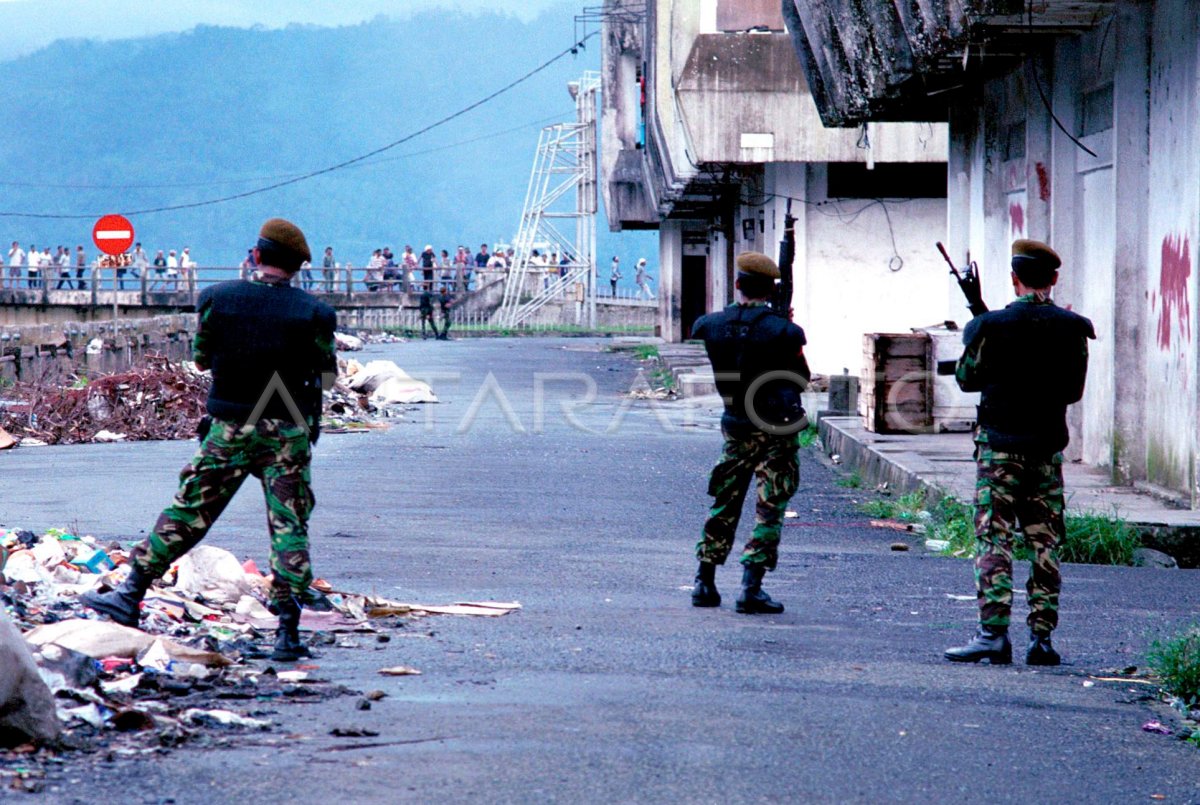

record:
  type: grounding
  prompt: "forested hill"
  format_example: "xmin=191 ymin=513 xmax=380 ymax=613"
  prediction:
xmin=0 ymin=8 xmax=653 ymax=269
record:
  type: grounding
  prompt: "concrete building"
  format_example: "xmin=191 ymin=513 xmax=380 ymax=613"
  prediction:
xmin=599 ymin=0 xmax=949 ymax=374
xmin=784 ymin=0 xmax=1200 ymax=506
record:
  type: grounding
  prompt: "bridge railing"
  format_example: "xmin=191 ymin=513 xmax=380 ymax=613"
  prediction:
xmin=0 ymin=264 xmax=512 ymax=305
xmin=0 ymin=263 xmax=656 ymax=308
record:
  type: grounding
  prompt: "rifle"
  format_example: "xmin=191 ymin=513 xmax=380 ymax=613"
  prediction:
xmin=936 ymin=241 xmax=988 ymax=317
xmin=773 ymin=199 xmax=796 ymax=318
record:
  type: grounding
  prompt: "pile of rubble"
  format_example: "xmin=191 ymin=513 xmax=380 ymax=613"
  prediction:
xmin=0 ymin=356 xmax=210 ymax=447
xmin=0 ymin=347 xmax=437 ymax=448
xmin=0 ymin=526 xmax=518 ymax=765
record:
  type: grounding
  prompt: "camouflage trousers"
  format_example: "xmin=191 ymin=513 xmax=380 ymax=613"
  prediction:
xmin=974 ymin=444 xmax=1064 ymax=635
xmin=697 ymin=427 xmax=800 ymax=570
xmin=130 ymin=418 xmax=315 ymax=604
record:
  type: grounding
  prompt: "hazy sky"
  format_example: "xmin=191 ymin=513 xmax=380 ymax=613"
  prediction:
xmin=0 ymin=0 xmax=574 ymax=60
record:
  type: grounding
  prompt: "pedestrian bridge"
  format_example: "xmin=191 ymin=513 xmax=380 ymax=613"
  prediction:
xmin=0 ymin=265 xmax=657 ymax=332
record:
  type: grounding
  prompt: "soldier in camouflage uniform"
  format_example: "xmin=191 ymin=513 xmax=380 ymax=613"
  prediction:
xmin=945 ymin=239 xmax=1093 ymax=666
xmin=690 ymin=252 xmax=810 ymax=614
xmin=84 ymin=218 xmax=336 ymax=662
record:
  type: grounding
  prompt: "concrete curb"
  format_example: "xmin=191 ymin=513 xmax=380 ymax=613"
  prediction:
xmin=818 ymin=415 xmax=1200 ymax=567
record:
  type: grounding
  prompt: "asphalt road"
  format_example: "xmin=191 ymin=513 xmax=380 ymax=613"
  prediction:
xmin=3 ymin=336 xmax=1199 ymax=804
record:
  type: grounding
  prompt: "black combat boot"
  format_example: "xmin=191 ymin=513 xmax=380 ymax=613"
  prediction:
xmin=735 ymin=564 xmax=784 ymax=615
xmin=271 ymin=596 xmax=311 ymax=662
xmin=81 ymin=565 xmax=153 ymax=628
xmin=944 ymin=626 xmax=1012 ymax=664
xmin=1026 ymin=630 xmax=1061 ymax=666
xmin=691 ymin=562 xmax=720 ymax=607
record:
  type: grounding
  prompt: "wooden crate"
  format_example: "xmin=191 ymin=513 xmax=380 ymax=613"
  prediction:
xmin=860 ymin=333 xmax=932 ymax=434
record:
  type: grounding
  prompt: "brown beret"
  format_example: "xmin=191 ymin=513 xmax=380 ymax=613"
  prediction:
xmin=259 ymin=218 xmax=312 ymax=264
xmin=735 ymin=251 xmax=780 ymax=279
xmin=1011 ymin=239 xmax=1061 ymax=270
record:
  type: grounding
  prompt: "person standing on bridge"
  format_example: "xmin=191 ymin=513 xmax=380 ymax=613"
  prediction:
xmin=132 ymin=242 xmax=149 ymax=285
xmin=321 ymin=246 xmax=336 ymax=292
xmin=75 ymin=246 xmax=88 ymax=290
xmin=635 ymin=258 xmax=653 ymax=299
xmin=690 ymin=252 xmax=810 ymax=615
xmin=6 ymin=241 xmax=23 ymax=289
xmin=83 ymin=217 xmax=337 ymax=663
xmin=944 ymin=239 xmax=1094 ymax=667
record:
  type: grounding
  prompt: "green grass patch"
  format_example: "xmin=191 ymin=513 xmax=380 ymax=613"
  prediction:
xmin=1060 ymin=509 xmax=1140 ymax=566
xmin=632 ymin=344 xmax=660 ymax=360
xmin=835 ymin=469 xmax=862 ymax=489
xmin=797 ymin=423 xmax=820 ymax=449
xmin=858 ymin=489 xmax=1139 ymax=565
xmin=857 ymin=489 xmax=975 ymax=555
xmin=1148 ymin=626 xmax=1200 ymax=708
xmin=649 ymin=367 xmax=677 ymax=391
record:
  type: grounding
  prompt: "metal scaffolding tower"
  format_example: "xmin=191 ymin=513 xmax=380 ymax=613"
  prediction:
xmin=496 ymin=71 xmax=599 ymax=328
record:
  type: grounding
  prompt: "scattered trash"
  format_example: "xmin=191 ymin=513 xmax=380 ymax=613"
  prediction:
xmin=183 ymin=709 xmax=271 ymax=730
xmin=0 ymin=353 xmax=433 ymax=447
xmin=378 ymin=666 xmax=422 ymax=677
xmin=784 ymin=511 xmax=798 ymax=519
xmin=334 ymin=332 xmax=365 ymax=351
xmin=0 ymin=609 xmax=61 ymax=748
xmin=24 ymin=619 xmax=231 ymax=668
xmin=1082 ymin=680 xmax=1095 ymax=688
xmin=889 ymin=542 xmax=910 ymax=552
xmin=871 ymin=520 xmax=914 ymax=532
xmin=0 ymin=356 xmax=210 ymax=446
xmin=330 ymin=726 xmax=379 ymax=737
xmin=944 ymin=594 xmax=975 ymax=601
xmin=342 ymin=359 xmax=437 ymax=404
xmin=1142 ymin=721 xmax=1172 ymax=735
xmin=924 ymin=539 xmax=950 ymax=552
xmin=1 ymin=524 xmax=518 ymax=759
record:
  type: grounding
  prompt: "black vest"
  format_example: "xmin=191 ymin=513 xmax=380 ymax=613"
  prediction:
xmin=199 ymin=279 xmax=337 ymax=425
xmin=964 ymin=298 xmax=1094 ymax=455
xmin=691 ymin=304 xmax=809 ymax=432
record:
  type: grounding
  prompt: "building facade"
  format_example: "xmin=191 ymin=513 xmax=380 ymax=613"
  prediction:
xmin=600 ymin=0 xmax=949 ymax=374
xmin=786 ymin=0 xmax=1200 ymax=505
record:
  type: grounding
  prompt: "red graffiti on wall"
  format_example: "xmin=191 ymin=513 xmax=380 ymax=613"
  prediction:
xmin=1009 ymin=202 xmax=1025 ymax=235
xmin=1035 ymin=162 xmax=1051 ymax=202
xmin=1157 ymin=234 xmax=1192 ymax=350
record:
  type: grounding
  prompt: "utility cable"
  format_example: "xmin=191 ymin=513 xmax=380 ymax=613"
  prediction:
xmin=1027 ymin=1 xmax=1097 ymax=159
xmin=0 ymin=32 xmax=596 ymax=219
xmin=0 ymin=113 xmax=570 ymax=191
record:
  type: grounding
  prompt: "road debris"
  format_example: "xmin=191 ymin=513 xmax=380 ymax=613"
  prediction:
xmin=378 ymin=666 xmax=422 ymax=677
xmin=0 ymin=356 xmax=210 ymax=446
xmin=0 ymin=609 xmax=61 ymax=748
xmin=0 ymin=354 xmax=437 ymax=446
xmin=870 ymin=520 xmax=915 ymax=532
xmin=334 ymin=332 xmax=365 ymax=351
xmin=0 ymin=524 xmax=519 ymax=763
xmin=1142 ymin=721 xmax=1172 ymax=735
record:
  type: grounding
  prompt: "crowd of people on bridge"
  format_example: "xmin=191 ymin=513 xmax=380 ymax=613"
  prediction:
xmin=280 ymin=242 xmax=591 ymax=295
xmin=1 ymin=241 xmax=198 ymax=291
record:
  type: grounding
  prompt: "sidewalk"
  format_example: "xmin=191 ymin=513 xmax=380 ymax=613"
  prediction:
xmin=819 ymin=415 xmax=1200 ymax=565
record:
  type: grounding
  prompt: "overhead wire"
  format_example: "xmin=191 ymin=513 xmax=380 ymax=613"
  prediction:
xmin=0 ymin=31 xmax=597 ymax=219
xmin=0 ymin=113 xmax=571 ymax=191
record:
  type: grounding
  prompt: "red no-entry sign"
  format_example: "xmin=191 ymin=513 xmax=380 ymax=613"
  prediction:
xmin=92 ymin=214 xmax=134 ymax=255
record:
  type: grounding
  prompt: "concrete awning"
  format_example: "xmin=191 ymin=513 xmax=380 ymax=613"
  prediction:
xmin=784 ymin=0 xmax=1116 ymax=127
